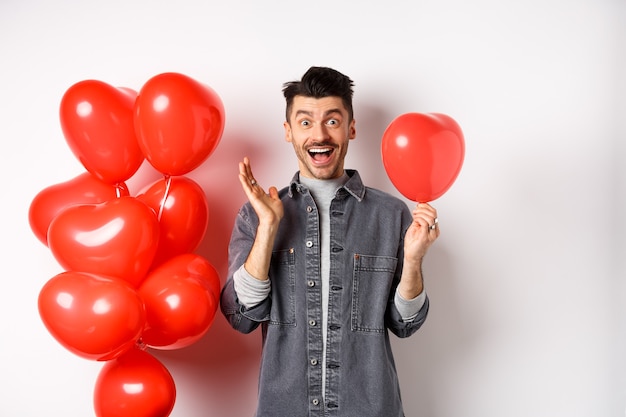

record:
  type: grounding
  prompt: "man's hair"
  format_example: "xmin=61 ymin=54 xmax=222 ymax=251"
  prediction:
xmin=282 ymin=66 xmax=354 ymax=123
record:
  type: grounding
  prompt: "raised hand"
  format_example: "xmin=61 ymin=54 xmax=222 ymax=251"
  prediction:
xmin=238 ymin=156 xmax=284 ymax=228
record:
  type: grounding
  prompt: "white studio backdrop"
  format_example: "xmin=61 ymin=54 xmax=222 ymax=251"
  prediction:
xmin=1 ymin=1 xmax=624 ymax=416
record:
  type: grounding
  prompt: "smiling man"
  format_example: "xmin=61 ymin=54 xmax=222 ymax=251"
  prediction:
xmin=220 ymin=66 xmax=440 ymax=417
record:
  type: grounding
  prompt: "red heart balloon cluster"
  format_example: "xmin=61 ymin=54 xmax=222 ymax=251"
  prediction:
xmin=29 ymin=73 xmax=225 ymax=417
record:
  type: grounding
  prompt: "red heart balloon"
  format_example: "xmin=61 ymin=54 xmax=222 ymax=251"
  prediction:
xmin=38 ymin=271 xmax=145 ymax=361
xmin=60 ymin=80 xmax=145 ymax=184
xmin=136 ymin=176 xmax=209 ymax=268
xmin=29 ymin=172 xmax=129 ymax=246
xmin=94 ymin=347 xmax=176 ymax=417
xmin=138 ymin=253 xmax=220 ymax=350
xmin=134 ymin=72 xmax=225 ymax=176
xmin=47 ymin=196 xmax=160 ymax=287
xmin=381 ymin=113 xmax=465 ymax=202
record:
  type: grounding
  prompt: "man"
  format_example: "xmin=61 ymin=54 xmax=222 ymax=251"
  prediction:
xmin=220 ymin=66 xmax=439 ymax=417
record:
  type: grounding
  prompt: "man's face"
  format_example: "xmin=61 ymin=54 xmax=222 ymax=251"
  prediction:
xmin=284 ymin=95 xmax=356 ymax=180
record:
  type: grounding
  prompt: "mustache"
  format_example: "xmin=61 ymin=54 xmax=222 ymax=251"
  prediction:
xmin=307 ymin=141 xmax=337 ymax=148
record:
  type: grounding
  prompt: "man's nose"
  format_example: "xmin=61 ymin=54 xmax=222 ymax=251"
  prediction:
xmin=311 ymin=123 xmax=328 ymax=140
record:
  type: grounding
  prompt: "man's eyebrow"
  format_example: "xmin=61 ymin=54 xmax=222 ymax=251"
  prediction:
xmin=294 ymin=108 xmax=343 ymax=118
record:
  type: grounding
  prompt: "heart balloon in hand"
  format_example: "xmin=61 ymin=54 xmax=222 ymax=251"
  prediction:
xmin=381 ymin=113 xmax=465 ymax=202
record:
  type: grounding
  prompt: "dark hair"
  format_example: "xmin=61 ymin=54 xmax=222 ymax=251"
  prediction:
xmin=282 ymin=66 xmax=354 ymax=122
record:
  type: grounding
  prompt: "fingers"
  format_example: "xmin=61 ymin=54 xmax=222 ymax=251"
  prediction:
xmin=239 ymin=157 xmax=253 ymax=181
xmin=268 ymin=186 xmax=279 ymax=200
xmin=412 ymin=203 xmax=440 ymax=235
xmin=238 ymin=172 xmax=254 ymax=193
xmin=242 ymin=156 xmax=253 ymax=179
xmin=238 ymin=158 xmax=257 ymax=200
xmin=239 ymin=156 xmax=259 ymax=190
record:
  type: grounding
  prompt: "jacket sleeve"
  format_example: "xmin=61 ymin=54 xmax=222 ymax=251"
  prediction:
xmin=219 ymin=206 xmax=272 ymax=334
xmin=385 ymin=206 xmax=430 ymax=338
xmin=386 ymin=293 xmax=430 ymax=338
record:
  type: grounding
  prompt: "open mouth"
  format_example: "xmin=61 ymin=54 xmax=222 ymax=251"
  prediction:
xmin=308 ymin=147 xmax=334 ymax=164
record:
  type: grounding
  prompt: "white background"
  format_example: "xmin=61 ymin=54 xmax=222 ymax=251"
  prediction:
xmin=1 ymin=1 xmax=624 ymax=416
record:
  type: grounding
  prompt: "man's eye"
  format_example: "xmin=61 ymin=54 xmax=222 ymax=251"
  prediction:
xmin=300 ymin=120 xmax=310 ymax=127
xmin=327 ymin=119 xmax=338 ymax=126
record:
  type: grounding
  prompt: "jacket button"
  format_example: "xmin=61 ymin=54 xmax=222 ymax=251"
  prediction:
xmin=310 ymin=358 xmax=318 ymax=366
xmin=312 ymin=399 xmax=320 ymax=406
xmin=309 ymin=319 xmax=316 ymax=326
xmin=306 ymin=206 xmax=313 ymax=212
xmin=306 ymin=240 xmax=313 ymax=247
xmin=307 ymin=280 xmax=315 ymax=287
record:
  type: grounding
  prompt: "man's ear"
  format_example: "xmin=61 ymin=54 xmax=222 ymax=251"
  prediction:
xmin=349 ymin=119 xmax=356 ymax=140
xmin=284 ymin=121 xmax=293 ymax=143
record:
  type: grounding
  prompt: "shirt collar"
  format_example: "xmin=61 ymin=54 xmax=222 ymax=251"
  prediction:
xmin=288 ymin=169 xmax=365 ymax=202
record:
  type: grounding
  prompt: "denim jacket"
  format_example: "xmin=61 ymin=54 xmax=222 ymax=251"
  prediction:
xmin=220 ymin=170 xmax=429 ymax=417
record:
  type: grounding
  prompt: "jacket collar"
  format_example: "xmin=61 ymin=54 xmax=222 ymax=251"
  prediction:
xmin=288 ymin=169 xmax=365 ymax=202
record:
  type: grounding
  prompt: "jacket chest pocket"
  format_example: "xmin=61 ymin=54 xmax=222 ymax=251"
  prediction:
xmin=351 ymin=254 xmax=398 ymax=333
xmin=268 ymin=248 xmax=296 ymax=326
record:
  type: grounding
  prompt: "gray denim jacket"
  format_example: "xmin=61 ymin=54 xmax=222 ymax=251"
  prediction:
xmin=220 ymin=170 xmax=429 ymax=417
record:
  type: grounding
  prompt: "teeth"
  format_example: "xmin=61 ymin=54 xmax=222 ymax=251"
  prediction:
xmin=309 ymin=148 xmax=331 ymax=153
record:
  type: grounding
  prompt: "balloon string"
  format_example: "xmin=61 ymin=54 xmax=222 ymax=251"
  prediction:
xmin=158 ymin=175 xmax=172 ymax=222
